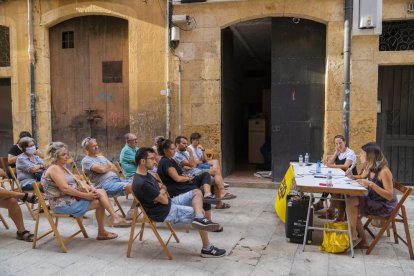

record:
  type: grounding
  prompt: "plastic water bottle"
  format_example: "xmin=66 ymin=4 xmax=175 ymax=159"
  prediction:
xmin=304 ymin=153 xmax=309 ymax=165
xmin=316 ymin=160 xmax=321 ymax=174
xmin=326 ymin=170 xmax=333 ymax=187
xmin=299 ymin=155 xmax=303 ymax=166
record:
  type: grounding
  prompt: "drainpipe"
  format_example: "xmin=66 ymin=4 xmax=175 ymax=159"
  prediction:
xmin=178 ymin=61 xmax=182 ymax=135
xmin=166 ymin=0 xmax=171 ymax=138
xmin=343 ymin=0 xmax=353 ymax=144
xmin=27 ymin=0 xmax=36 ymax=141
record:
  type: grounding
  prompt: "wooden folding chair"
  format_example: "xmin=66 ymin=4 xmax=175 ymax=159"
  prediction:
xmin=7 ymin=167 xmax=36 ymax=220
xmin=32 ymin=182 xmax=88 ymax=253
xmin=66 ymin=158 xmax=83 ymax=177
xmin=364 ymin=181 xmax=413 ymax=260
xmin=1 ymin=157 xmax=16 ymax=191
xmin=0 ymin=213 xmax=9 ymax=229
xmin=127 ymin=194 xmax=180 ymax=260
xmin=204 ymin=149 xmax=214 ymax=161
xmin=115 ymin=160 xmax=133 ymax=201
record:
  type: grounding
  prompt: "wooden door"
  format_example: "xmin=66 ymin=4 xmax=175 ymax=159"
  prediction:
xmin=0 ymin=78 xmax=13 ymax=156
xmin=377 ymin=66 xmax=414 ymax=184
xmin=50 ymin=16 xmax=129 ymax=160
xmin=271 ymin=18 xmax=326 ymax=180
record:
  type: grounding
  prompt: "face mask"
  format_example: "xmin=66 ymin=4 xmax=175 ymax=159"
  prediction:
xmin=25 ymin=146 xmax=36 ymax=155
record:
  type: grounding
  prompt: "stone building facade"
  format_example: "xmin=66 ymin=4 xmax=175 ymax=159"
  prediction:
xmin=1 ymin=0 xmax=413 ymax=181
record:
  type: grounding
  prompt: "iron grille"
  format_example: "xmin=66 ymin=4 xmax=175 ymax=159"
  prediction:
xmin=379 ymin=20 xmax=414 ymax=51
xmin=0 ymin=26 xmax=10 ymax=67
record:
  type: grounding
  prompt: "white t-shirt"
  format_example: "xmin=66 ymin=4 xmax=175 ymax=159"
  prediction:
xmin=188 ymin=145 xmax=203 ymax=161
xmin=337 ymin=147 xmax=357 ymax=166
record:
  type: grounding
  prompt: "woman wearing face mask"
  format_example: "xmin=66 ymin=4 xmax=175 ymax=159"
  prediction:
xmin=16 ymin=137 xmax=45 ymax=190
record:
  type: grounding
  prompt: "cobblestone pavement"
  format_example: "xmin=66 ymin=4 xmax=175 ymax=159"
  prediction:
xmin=1 ymin=187 xmax=413 ymax=276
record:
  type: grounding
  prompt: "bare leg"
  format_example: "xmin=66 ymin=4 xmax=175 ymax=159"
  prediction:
xmin=191 ymin=189 xmax=211 ymax=247
xmin=95 ymin=189 xmax=130 ymax=224
xmin=209 ymin=168 xmax=226 ymax=198
xmin=0 ymin=198 xmax=25 ymax=232
xmin=88 ymin=199 xmax=117 ymax=238
xmin=346 ymin=196 xmax=359 ymax=240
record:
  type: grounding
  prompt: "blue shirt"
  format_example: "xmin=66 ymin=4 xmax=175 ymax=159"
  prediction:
xmin=119 ymin=144 xmax=139 ymax=178
xmin=16 ymin=153 xmax=44 ymax=188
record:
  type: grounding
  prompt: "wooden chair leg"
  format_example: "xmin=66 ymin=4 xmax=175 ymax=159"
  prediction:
xmin=0 ymin=213 xmax=9 ymax=229
xmin=366 ymin=219 xmax=393 ymax=255
xmin=401 ymin=206 xmax=414 ymax=260
xmin=127 ymin=207 xmax=139 ymax=257
xmin=75 ymin=218 xmax=89 ymax=238
xmin=45 ymin=214 xmax=67 ymax=253
xmin=166 ymin=222 xmax=180 ymax=243
xmin=149 ymin=222 xmax=172 ymax=260
xmin=32 ymin=205 xmax=41 ymax=249
xmin=139 ymin=221 xmax=145 ymax=241
xmin=113 ymin=197 xmax=126 ymax=218
xmin=391 ymin=221 xmax=399 ymax=244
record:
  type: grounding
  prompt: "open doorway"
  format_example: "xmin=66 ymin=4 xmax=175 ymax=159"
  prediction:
xmin=0 ymin=78 xmax=13 ymax=156
xmin=221 ymin=18 xmax=272 ymax=179
xmin=222 ymin=17 xmax=326 ymax=181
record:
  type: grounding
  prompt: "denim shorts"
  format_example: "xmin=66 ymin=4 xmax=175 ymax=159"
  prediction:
xmin=102 ymin=180 xmax=129 ymax=197
xmin=53 ymin=199 xmax=91 ymax=218
xmin=164 ymin=190 xmax=195 ymax=225
xmin=196 ymin=162 xmax=211 ymax=170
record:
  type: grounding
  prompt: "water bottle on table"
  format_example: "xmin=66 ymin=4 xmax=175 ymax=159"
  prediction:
xmin=299 ymin=155 xmax=303 ymax=166
xmin=326 ymin=170 xmax=333 ymax=187
xmin=316 ymin=160 xmax=321 ymax=174
xmin=305 ymin=153 xmax=309 ymax=165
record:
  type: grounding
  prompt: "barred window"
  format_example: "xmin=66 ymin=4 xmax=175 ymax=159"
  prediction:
xmin=379 ymin=20 xmax=414 ymax=51
xmin=0 ymin=26 xmax=10 ymax=67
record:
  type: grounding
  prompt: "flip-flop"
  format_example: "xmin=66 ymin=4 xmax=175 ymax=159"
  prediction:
xmin=97 ymin=232 xmax=118 ymax=240
xmin=216 ymin=202 xmax=231 ymax=209
xmin=221 ymin=192 xmax=237 ymax=200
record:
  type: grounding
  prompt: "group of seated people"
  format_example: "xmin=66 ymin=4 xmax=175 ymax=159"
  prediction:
xmin=311 ymin=135 xmax=398 ymax=249
xmin=0 ymin=130 xmax=400 ymax=254
xmin=0 ymin=131 xmax=236 ymax=257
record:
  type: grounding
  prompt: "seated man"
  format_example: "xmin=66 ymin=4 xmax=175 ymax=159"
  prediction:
xmin=119 ymin=133 xmax=139 ymax=179
xmin=0 ymin=187 xmax=36 ymax=241
xmin=132 ymin=147 xmax=226 ymax=257
xmin=188 ymin=132 xmax=229 ymax=188
xmin=174 ymin=136 xmax=236 ymax=209
xmin=81 ymin=137 xmax=135 ymax=220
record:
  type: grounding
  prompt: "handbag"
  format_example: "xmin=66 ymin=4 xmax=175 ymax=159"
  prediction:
xmin=320 ymin=221 xmax=350 ymax=253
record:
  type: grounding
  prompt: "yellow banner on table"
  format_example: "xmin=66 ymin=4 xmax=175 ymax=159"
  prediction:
xmin=274 ymin=164 xmax=295 ymax=223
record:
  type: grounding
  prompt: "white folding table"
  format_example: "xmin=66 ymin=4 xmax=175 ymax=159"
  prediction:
xmin=291 ymin=162 xmax=367 ymax=257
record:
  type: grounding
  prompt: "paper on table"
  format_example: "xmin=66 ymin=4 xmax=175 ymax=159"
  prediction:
xmin=333 ymin=177 xmax=361 ymax=187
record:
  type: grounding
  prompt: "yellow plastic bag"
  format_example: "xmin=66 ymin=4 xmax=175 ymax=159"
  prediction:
xmin=320 ymin=221 xmax=350 ymax=253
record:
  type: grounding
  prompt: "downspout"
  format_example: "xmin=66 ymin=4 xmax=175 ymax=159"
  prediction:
xmin=166 ymin=0 xmax=171 ymax=138
xmin=343 ymin=0 xmax=353 ymax=144
xmin=28 ymin=0 xmax=37 ymax=140
xmin=178 ymin=61 xmax=182 ymax=135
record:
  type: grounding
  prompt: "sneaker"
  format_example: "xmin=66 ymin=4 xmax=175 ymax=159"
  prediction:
xmin=191 ymin=217 xmax=221 ymax=232
xmin=126 ymin=209 xmax=135 ymax=220
xmin=201 ymin=245 xmax=226 ymax=258
xmin=203 ymin=195 xmax=221 ymax=204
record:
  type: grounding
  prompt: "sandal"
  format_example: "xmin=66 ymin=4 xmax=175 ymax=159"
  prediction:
xmin=21 ymin=193 xmax=37 ymax=204
xmin=203 ymin=195 xmax=221 ymax=204
xmin=221 ymin=192 xmax=237 ymax=200
xmin=216 ymin=202 xmax=231 ymax=209
xmin=112 ymin=219 xmax=132 ymax=228
xmin=16 ymin=230 xmax=34 ymax=242
xmin=97 ymin=232 xmax=118 ymax=240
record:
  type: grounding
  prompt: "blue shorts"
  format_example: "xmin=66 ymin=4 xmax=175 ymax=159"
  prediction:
xmin=196 ymin=162 xmax=210 ymax=170
xmin=164 ymin=191 xmax=195 ymax=225
xmin=53 ymin=199 xmax=91 ymax=218
xmin=102 ymin=179 xmax=129 ymax=197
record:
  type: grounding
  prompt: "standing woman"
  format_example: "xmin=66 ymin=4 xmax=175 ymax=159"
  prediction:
xmin=42 ymin=142 xmax=130 ymax=240
xmin=346 ymin=143 xmax=397 ymax=247
xmin=314 ymin=135 xmax=357 ymax=219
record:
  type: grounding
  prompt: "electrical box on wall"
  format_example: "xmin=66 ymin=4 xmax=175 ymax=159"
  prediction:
xmin=359 ymin=0 xmax=377 ymax=29
xmin=352 ymin=0 xmax=382 ymax=36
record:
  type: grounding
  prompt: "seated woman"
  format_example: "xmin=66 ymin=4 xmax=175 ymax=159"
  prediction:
xmin=0 ymin=186 xmax=37 ymax=241
xmin=8 ymin=131 xmax=44 ymax=169
xmin=346 ymin=143 xmax=397 ymax=248
xmin=15 ymin=137 xmax=45 ymax=190
xmin=314 ymin=135 xmax=357 ymax=220
xmin=41 ymin=142 xmax=131 ymax=240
